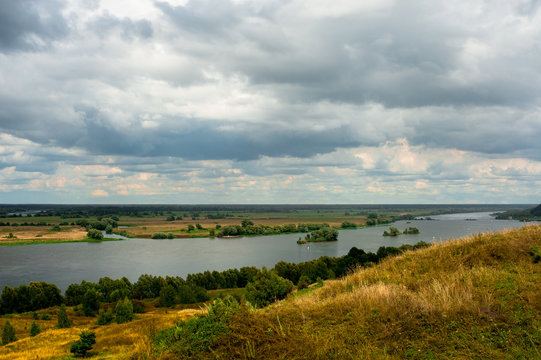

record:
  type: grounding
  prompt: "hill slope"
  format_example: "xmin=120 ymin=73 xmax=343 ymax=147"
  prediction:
xmin=159 ymin=225 xmax=541 ymax=359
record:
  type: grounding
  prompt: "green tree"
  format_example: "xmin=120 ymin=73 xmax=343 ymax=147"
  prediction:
xmin=57 ymin=304 xmax=71 ymax=328
xmin=115 ymin=297 xmax=134 ymax=324
xmin=2 ymin=320 xmax=17 ymax=345
xmin=82 ymin=289 xmax=100 ymax=317
xmin=87 ymin=229 xmax=103 ymax=240
xmin=241 ymin=219 xmax=254 ymax=228
xmin=187 ymin=225 xmax=195 ymax=232
xmin=70 ymin=330 xmax=96 ymax=357
xmin=246 ymin=268 xmax=294 ymax=307
xmin=30 ymin=320 xmax=40 ymax=337
xmin=157 ymin=285 xmax=176 ymax=307
xmin=96 ymin=308 xmax=114 ymax=325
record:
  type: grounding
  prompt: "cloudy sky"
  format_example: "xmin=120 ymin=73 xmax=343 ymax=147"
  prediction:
xmin=0 ymin=0 xmax=540 ymax=204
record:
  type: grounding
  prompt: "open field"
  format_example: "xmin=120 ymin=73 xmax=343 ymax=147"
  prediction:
xmin=0 ymin=204 xmax=529 ymax=244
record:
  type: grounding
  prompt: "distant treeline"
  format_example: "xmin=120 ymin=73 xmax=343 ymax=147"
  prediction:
xmin=0 ymin=204 xmax=526 ymax=219
xmin=494 ymin=204 xmax=541 ymax=221
xmin=0 ymin=241 xmax=430 ymax=315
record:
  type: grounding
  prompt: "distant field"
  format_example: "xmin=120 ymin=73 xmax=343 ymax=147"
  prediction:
xmin=0 ymin=204 xmax=530 ymax=244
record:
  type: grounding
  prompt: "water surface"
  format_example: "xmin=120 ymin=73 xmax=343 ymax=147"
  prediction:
xmin=0 ymin=212 xmax=534 ymax=291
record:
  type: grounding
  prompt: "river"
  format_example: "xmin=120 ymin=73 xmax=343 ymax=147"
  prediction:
xmin=0 ymin=212 xmax=535 ymax=291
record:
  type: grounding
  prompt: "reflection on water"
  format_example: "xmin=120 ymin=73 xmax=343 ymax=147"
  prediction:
xmin=0 ymin=213 xmax=536 ymax=290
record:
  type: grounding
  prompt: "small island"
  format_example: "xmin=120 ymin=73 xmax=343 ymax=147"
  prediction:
xmin=383 ymin=226 xmax=420 ymax=236
xmin=297 ymin=227 xmax=339 ymax=244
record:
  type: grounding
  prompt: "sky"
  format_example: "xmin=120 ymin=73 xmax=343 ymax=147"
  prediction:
xmin=0 ymin=0 xmax=540 ymax=204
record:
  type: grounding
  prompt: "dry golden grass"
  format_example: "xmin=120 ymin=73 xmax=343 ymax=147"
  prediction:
xmin=0 ymin=307 xmax=202 ymax=359
xmin=0 ymin=227 xmax=87 ymax=244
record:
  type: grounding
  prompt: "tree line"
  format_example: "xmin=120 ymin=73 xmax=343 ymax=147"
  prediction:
xmin=0 ymin=241 xmax=430 ymax=315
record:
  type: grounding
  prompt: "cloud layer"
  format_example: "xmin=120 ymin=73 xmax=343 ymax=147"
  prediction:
xmin=1 ymin=0 xmax=540 ymax=203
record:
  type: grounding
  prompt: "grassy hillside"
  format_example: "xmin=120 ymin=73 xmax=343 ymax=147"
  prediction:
xmin=1 ymin=225 xmax=540 ymax=359
xmin=158 ymin=225 xmax=541 ymax=359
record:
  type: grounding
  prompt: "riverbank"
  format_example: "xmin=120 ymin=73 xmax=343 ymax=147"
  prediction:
xmin=0 ymin=237 xmax=124 ymax=247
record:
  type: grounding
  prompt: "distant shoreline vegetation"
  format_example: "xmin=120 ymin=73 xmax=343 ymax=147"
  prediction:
xmin=383 ymin=226 xmax=420 ymax=237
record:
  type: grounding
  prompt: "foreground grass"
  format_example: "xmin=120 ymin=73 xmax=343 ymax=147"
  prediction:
xmin=0 ymin=306 xmax=202 ymax=359
xmin=156 ymin=225 xmax=541 ymax=359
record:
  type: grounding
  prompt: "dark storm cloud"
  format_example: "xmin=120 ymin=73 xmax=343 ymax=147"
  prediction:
xmin=0 ymin=0 xmax=68 ymax=52
xmin=72 ymin=107 xmax=359 ymax=160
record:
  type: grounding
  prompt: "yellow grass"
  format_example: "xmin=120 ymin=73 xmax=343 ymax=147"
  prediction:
xmin=0 ymin=227 xmax=87 ymax=244
xmin=0 ymin=308 xmax=202 ymax=359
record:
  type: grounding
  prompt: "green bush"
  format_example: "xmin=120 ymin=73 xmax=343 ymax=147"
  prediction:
xmin=70 ymin=330 xmax=96 ymax=357
xmin=40 ymin=313 xmax=51 ymax=320
xmin=57 ymin=304 xmax=71 ymax=328
xmin=96 ymin=308 xmax=114 ymax=325
xmin=30 ymin=320 xmax=40 ymax=337
xmin=152 ymin=232 xmax=167 ymax=239
xmin=157 ymin=285 xmax=176 ymax=307
xmin=82 ymin=289 xmax=100 ymax=317
xmin=115 ymin=297 xmax=134 ymax=324
xmin=341 ymin=221 xmax=357 ymax=228
xmin=87 ymin=229 xmax=103 ymax=240
xmin=2 ymin=320 xmax=17 ymax=345
xmin=304 ymin=227 xmax=339 ymax=242
xmin=246 ymin=268 xmax=294 ymax=307
xmin=297 ymin=275 xmax=310 ymax=290
xmin=154 ymin=298 xmax=239 ymax=356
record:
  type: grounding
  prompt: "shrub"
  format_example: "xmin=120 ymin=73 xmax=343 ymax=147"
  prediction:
xmin=2 ymin=320 xmax=17 ymax=345
xmin=70 ymin=330 xmax=96 ymax=357
xmin=115 ymin=297 xmax=134 ymax=324
xmin=167 ymin=232 xmax=174 ymax=239
xmin=30 ymin=320 xmax=40 ymax=337
xmin=96 ymin=308 xmax=114 ymax=325
xmin=246 ymin=269 xmax=294 ymax=307
xmin=41 ymin=313 xmax=51 ymax=320
xmin=304 ymin=227 xmax=339 ymax=242
xmin=57 ymin=304 xmax=71 ymax=328
xmin=87 ymin=229 xmax=103 ymax=240
xmin=154 ymin=298 xmax=239 ymax=356
xmin=82 ymin=289 xmax=100 ymax=317
xmin=157 ymin=285 xmax=176 ymax=307
xmin=297 ymin=275 xmax=310 ymax=290
xmin=152 ymin=232 xmax=167 ymax=239
xmin=341 ymin=221 xmax=357 ymax=228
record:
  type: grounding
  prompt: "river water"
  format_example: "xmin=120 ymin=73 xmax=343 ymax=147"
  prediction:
xmin=0 ymin=212 xmax=535 ymax=291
